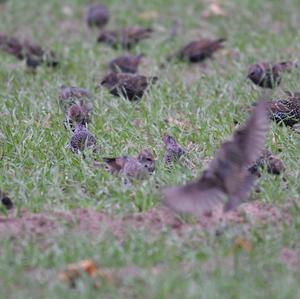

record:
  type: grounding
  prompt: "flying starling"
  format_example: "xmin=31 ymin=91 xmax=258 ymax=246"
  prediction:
xmin=97 ymin=27 xmax=153 ymax=49
xmin=69 ymin=122 xmax=96 ymax=154
xmin=86 ymin=3 xmax=109 ymax=28
xmin=247 ymin=61 xmax=295 ymax=89
xmin=0 ymin=191 xmax=14 ymax=210
xmin=177 ymin=38 xmax=225 ymax=62
xmin=100 ymin=72 xmax=157 ymax=101
xmin=162 ymin=133 xmax=186 ymax=165
xmin=103 ymin=149 xmax=155 ymax=182
xmin=109 ymin=54 xmax=144 ymax=73
xmin=248 ymin=149 xmax=284 ymax=176
xmin=162 ymin=100 xmax=270 ymax=216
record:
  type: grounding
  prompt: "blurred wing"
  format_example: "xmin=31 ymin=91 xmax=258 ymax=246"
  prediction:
xmin=203 ymin=100 xmax=269 ymax=195
xmin=223 ymin=172 xmax=257 ymax=211
xmin=161 ymin=179 xmax=225 ymax=217
xmin=232 ymin=100 xmax=270 ymax=166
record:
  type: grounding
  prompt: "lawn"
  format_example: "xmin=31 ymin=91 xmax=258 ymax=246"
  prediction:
xmin=0 ymin=0 xmax=300 ymax=298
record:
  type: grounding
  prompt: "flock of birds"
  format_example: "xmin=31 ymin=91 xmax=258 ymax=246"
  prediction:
xmin=1 ymin=3 xmax=299 ymax=217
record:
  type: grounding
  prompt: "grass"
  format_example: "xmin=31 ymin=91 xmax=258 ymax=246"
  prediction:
xmin=0 ymin=0 xmax=300 ymax=298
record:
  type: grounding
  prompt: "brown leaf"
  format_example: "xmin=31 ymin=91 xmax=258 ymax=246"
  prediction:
xmin=234 ymin=237 xmax=253 ymax=253
xmin=59 ymin=259 xmax=98 ymax=286
xmin=62 ymin=5 xmax=73 ymax=17
xmin=43 ymin=113 xmax=51 ymax=128
xmin=132 ymin=119 xmax=144 ymax=128
xmin=164 ymin=114 xmax=192 ymax=129
xmin=139 ymin=10 xmax=159 ymax=20
xmin=202 ymin=3 xmax=226 ymax=18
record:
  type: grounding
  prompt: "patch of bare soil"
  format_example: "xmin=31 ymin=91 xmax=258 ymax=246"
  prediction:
xmin=0 ymin=200 xmax=296 ymax=241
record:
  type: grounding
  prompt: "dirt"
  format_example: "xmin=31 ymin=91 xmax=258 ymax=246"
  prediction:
xmin=0 ymin=200 xmax=296 ymax=240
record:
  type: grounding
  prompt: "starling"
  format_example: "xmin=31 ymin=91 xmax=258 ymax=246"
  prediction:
xmin=162 ymin=133 xmax=186 ymax=165
xmin=44 ymin=50 xmax=59 ymax=68
xmin=103 ymin=149 xmax=155 ymax=181
xmin=109 ymin=54 xmax=144 ymax=73
xmin=86 ymin=3 xmax=109 ymax=28
xmin=64 ymin=102 xmax=91 ymax=131
xmin=59 ymin=86 xmax=91 ymax=111
xmin=69 ymin=122 xmax=96 ymax=154
xmin=0 ymin=35 xmax=58 ymax=68
xmin=23 ymin=40 xmax=44 ymax=68
xmin=162 ymin=101 xmax=270 ymax=216
xmin=97 ymin=27 xmax=153 ymax=49
xmin=0 ymin=34 xmax=24 ymax=59
xmin=248 ymin=149 xmax=284 ymax=176
xmin=0 ymin=191 xmax=13 ymax=210
xmin=178 ymin=38 xmax=225 ymax=63
xmin=103 ymin=156 xmax=128 ymax=174
xmin=24 ymin=40 xmax=59 ymax=68
xmin=247 ymin=61 xmax=295 ymax=89
xmin=100 ymin=72 xmax=157 ymax=101
xmin=266 ymin=94 xmax=300 ymax=126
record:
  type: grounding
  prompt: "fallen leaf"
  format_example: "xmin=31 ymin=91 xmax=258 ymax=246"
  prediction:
xmin=62 ymin=5 xmax=73 ymax=17
xmin=132 ymin=119 xmax=144 ymax=128
xmin=164 ymin=114 xmax=192 ymax=129
xmin=139 ymin=10 xmax=159 ymax=20
xmin=43 ymin=113 xmax=51 ymax=128
xmin=234 ymin=237 xmax=252 ymax=253
xmin=59 ymin=259 xmax=98 ymax=286
xmin=59 ymin=261 xmax=147 ymax=288
xmin=202 ymin=2 xmax=226 ymax=18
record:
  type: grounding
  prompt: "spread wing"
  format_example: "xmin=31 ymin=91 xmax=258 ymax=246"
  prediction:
xmin=162 ymin=177 xmax=226 ymax=217
xmin=205 ymin=100 xmax=269 ymax=192
xmin=161 ymin=100 xmax=269 ymax=216
xmin=232 ymin=100 xmax=270 ymax=166
xmin=224 ymin=172 xmax=257 ymax=211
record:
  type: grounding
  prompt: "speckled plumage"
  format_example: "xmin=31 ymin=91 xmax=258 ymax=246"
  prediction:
xmin=59 ymin=86 xmax=91 ymax=111
xmin=0 ymin=35 xmax=58 ymax=68
xmin=248 ymin=149 xmax=284 ymax=176
xmin=162 ymin=101 xmax=270 ymax=216
xmin=0 ymin=33 xmax=23 ymax=59
xmin=266 ymin=93 xmax=300 ymax=126
xmin=162 ymin=134 xmax=186 ymax=165
xmin=178 ymin=38 xmax=225 ymax=62
xmin=247 ymin=61 xmax=294 ymax=89
xmin=97 ymin=27 xmax=153 ymax=49
xmin=69 ymin=124 xmax=96 ymax=154
xmin=100 ymin=72 xmax=157 ymax=101
xmin=64 ymin=102 xmax=91 ymax=131
xmin=103 ymin=149 xmax=155 ymax=182
xmin=86 ymin=4 xmax=109 ymax=28
xmin=109 ymin=54 xmax=143 ymax=73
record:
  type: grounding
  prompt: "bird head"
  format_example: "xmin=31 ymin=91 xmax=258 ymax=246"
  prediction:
xmin=138 ymin=149 xmax=155 ymax=173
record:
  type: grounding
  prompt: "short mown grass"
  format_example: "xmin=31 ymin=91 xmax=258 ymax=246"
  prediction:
xmin=0 ymin=0 xmax=300 ymax=298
